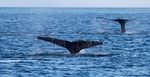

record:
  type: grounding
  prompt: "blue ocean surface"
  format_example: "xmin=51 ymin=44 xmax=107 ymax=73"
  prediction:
xmin=0 ymin=8 xmax=150 ymax=77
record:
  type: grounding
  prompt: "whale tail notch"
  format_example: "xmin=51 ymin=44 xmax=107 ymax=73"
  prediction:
xmin=37 ymin=36 xmax=103 ymax=54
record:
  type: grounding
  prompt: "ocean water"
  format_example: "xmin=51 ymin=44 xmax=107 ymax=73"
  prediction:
xmin=0 ymin=8 xmax=150 ymax=77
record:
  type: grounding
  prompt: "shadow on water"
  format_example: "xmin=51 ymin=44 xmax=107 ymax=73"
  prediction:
xmin=0 ymin=51 xmax=114 ymax=59
xmin=30 ymin=51 xmax=114 ymax=58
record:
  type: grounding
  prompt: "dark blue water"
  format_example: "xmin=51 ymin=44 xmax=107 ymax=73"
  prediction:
xmin=0 ymin=8 xmax=150 ymax=77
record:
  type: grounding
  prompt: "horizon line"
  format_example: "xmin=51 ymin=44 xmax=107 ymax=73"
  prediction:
xmin=0 ymin=6 xmax=150 ymax=9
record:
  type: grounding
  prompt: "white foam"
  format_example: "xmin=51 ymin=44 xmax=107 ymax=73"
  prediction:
xmin=125 ymin=30 xmax=138 ymax=34
xmin=79 ymin=49 xmax=87 ymax=54
xmin=79 ymin=49 xmax=111 ymax=56
xmin=0 ymin=60 xmax=21 ymax=63
xmin=94 ymin=29 xmax=106 ymax=34
xmin=94 ymin=52 xmax=110 ymax=55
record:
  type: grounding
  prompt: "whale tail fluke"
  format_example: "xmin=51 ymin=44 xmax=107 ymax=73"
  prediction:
xmin=67 ymin=40 xmax=103 ymax=54
xmin=97 ymin=17 xmax=129 ymax=33
xmin=97 ymin=17 xmax=137 ymax=33
xmin=37 ymin=36 xmax=103 ymax=54
xmin=113 ymin=19 xmax=128 ymax=33
xmin=37 ymin=36 xmax=69 ymax=48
